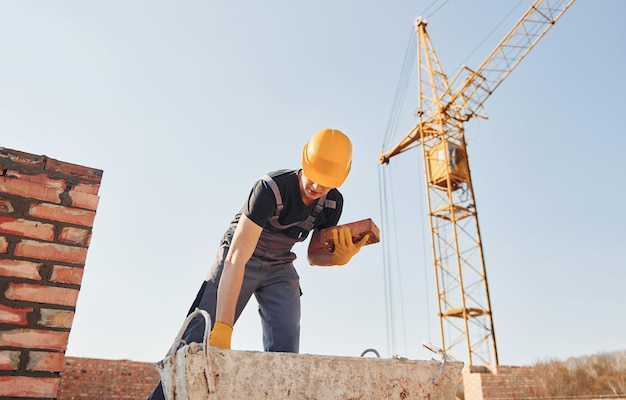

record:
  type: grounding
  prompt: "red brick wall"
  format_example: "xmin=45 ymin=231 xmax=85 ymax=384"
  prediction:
xmin=462 ymin=365 xmax=626 ymax=400
xmin=463 ymin=365 xmax=537 ymax=400
xmin=0 ymin=147 xmax=102 ymax=399
xmin=58 ymin=357 xmax=159 ymax=400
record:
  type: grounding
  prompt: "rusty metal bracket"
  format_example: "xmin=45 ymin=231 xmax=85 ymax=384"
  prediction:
xmin=422 ymin=341 xmax=452 ymax=385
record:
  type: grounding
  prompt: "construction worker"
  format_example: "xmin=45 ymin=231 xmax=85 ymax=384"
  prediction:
xmin=147 ymin=128 xmax=369 ymax=400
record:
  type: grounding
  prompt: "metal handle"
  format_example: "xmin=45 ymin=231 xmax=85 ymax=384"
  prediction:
xmin=164 ymin=307 xmax=215 ymax=394
xmin=166 ymin=308 xmax=212 ymax=358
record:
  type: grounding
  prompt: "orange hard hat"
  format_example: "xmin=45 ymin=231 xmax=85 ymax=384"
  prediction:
xmin=301 ymin=128 xmax=352 ymax=188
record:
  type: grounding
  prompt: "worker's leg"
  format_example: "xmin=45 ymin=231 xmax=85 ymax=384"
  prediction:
xmin=255 ymin=264 xmax=301 ymax=353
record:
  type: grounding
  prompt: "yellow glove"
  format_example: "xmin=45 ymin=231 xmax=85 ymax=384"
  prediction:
xmin=330 ymin=226 xmax=369 ymax=266
xmin=209 ymin=321 xmax=233 ymax=349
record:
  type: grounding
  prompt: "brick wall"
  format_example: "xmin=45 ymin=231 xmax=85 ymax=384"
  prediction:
xmin=462 ymin=365 xmax=626 ymax=400
xmin=58 ymin=357 xmax=159 ymax=400
xmin=0 ymin=147 xmax=102 ymax=399
xmin=463 ymin=365 xmax=536 ymax=400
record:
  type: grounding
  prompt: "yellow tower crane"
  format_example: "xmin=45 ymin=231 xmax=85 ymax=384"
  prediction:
xmin=379 ymin=0 xmax=575 ymax=367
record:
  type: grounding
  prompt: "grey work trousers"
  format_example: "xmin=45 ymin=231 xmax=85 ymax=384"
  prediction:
xmin=185 ymin=243 xmax=303 ymax=352
xmin=147 ymin=244 xmax=302 ymax=400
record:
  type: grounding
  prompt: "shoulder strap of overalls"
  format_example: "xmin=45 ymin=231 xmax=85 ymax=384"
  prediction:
xmin=261 ymin=174 xmax=334 ymax=230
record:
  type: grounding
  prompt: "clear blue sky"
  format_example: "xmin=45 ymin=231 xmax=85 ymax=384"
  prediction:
xmin=1 ymin=1 xmax=624 ymax=367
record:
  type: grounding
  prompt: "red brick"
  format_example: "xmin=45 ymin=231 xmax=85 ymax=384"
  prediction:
xmin=28 ymin=203 xmax=96 ymax=227
xmin=0 ymin=198 xmax=14 ymax=213
xmin=0 ymin=236 xmax=8 ymax=253
xmin=0 ymin=176 xmax=62 ymax=204
xmin=58 ymin=226 xmax=91 ymax=246
xmin=73 ymin=181 xmax=101 ymax=195
xmin=319 ymin=218 xmax=381 ymax=251
xmin=0 ymin=259 xmax=42 ymax=280
xmin=39 ymin=308 xmax=74 ymax=329
xmin=44 ymin=158 xmax=103 ymax=182
xmin=0 ymin=216 xmax=55 ymax=241
xmin=5 ymin=282 xmax=80 ymax=307
xmin=4 ymin=169 xmax=67 ymax=190
xmin=0 ymin=147 xmax=45 ymax=168
xmin=0 ymin=328 xmax=70 ymax=351
xmin=0 ymin=350 xmax=21 ymax=370
xmin=15 ymin=239 xmax=88 ymax=264
xmin=27 ymin=351 xmax=65 ymax=372
xmin=0 ymin=375 xmax=60 ymax=397
xmin=67 ymin=189 xmax=100 ymax=211
xmin=50 ymin=265 xmax=84 ymax=285
xmin=0 ymin=304 xmax=33 ymax=326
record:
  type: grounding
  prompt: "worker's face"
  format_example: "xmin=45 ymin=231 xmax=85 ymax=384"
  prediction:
xmin=299 ymin=171 xmax=332 ymax=204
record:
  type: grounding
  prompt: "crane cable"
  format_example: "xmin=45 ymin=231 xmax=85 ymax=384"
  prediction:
xmin=379 ymin=0 xmax=456 ymax=358
xmin=420 ymin=0 xmax=452 ymax=19
xmin=382 ymin=0 xmax=452 ymax=149
xmin=377 ymin=167 xmax=401 ymax=356
xmin=378 ymin=24 xmax=418 ymax=357
xmin=452 ymin=0 xmax=527 ymax=82
xmin=378 ymin=14 xmax=424 ymax=354
xmin=381 ymin=29 xmax=416 ymax=149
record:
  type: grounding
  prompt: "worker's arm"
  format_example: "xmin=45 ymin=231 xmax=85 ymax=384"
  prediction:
xmin=214 ymin=214 xmax=262 ymax=324
xmin=307 ymin=226 xmax=369 ymax=267
xmin=307 ymin=228 xmax=334 ymax=266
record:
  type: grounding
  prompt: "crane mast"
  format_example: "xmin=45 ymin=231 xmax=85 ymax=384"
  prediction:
xmin=379 ymin=0 xmax=575 ymax=367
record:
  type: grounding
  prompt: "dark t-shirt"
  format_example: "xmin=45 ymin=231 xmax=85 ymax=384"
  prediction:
xmin=223 ymin=169 xmax=343 ymax=244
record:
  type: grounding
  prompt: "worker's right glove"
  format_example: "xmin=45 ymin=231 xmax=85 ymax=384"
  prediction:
xmin=331 ymin=226 xmax=369 ymax=266
xmin=209 ymin=321 xmax=233 ymax=349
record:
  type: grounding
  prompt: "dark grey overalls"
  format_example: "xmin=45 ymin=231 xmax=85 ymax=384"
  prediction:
xmin=183 ymin=174 xmax=332 ymax=351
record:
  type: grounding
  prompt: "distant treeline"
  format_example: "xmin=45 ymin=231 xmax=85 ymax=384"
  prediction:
xmin=531 ymin=350 xmax=626 ymax=397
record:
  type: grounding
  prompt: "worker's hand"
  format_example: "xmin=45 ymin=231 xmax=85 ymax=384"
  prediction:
xmin=209 ymin=321 xmax=233 ymax=349
xmin=330 ymin=226 xmax=369 ymax=266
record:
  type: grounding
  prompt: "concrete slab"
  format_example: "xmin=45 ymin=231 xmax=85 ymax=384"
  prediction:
xmin=156 ymin=310 xmax=463 ymax=400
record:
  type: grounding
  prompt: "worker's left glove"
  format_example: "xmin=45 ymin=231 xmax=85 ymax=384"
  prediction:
xmin=331 ymin=226 xmax=369 ymax=266
xmin=209 ymin=321 xmax=233 ymax=349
